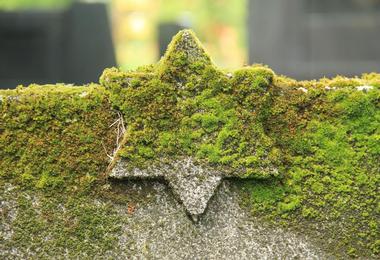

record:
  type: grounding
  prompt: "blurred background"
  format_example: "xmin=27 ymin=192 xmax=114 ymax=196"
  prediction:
xmin=0 ymin=0 xmax=379 ymax=89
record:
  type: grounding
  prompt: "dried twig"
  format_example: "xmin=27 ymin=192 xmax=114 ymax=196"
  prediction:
xmin=103 ymin=111 xmax=126 ymax=163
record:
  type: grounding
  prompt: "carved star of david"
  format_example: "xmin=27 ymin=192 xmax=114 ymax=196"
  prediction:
xmin=111 ymin=157 xmax=223 ymax=221
xmin=107 ymin=30 xmax=278 ymax=221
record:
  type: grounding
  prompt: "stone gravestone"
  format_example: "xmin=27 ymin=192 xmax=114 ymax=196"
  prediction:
xmin=106 ymin=30 xmax=279 ymax=221
xmin=0 ymin=2 xmax=116 ymax=89
xmin=100 ymin=30 xmax=328 ymax=257
xmin=1 ymin=30 xmax=379 ymax=259
xmin=248 ymin=0 xmax=380 ymax=79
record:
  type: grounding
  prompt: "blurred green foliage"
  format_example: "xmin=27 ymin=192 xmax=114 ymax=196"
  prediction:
xmin=0 ymin=0 xmax=72 ymax=10
xmin=158 ymin=0 xmax=247 ymax=43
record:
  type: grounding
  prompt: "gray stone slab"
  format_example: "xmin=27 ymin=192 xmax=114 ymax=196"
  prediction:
xmin=110 ymin=158 xmax=223 ymax=220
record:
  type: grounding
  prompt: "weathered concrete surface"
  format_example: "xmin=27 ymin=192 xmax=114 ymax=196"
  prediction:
xmin=111 ymin=158 xmax=279 ymax=221
xmin=112 ymin=180 xmax=330 ymax=259
xmin=111 ymin=158 xmax=224 ymax=220
xmin=0 ymin=179 xmax=338 ymax=259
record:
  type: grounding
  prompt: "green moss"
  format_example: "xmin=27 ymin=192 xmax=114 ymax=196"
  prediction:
xmin=1 ymin=29 xmax=379 ymax=258
xmin=1 ymin=184 xmax=123 ymax=258
xmin=156 ymin=29 xmax=215 ymax=83
xmin=0 ymin=84 xmax=116 ymax=193
xmin=301 ymin=207 xmax=319 ymax=219
xmin=100 ymin=30 xmax=279 ymax=179
xmin=278 ymin=195 xmax=302 ymax=213
xmin=238 ymin=73 xmax=379 ymax=258
xmin=238 ymin=179 xmax=286 ymax=214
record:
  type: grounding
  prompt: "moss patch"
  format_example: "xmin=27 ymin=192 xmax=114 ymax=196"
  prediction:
xmin=0 ymin=84 xmax=116 ymax=193
xmin=1 ymin=30 xmax=379 ymax=258
xmin=100 ymin=30 xmax=280 ymax=179
xmin=238 ymin=74 xmax=380 ymax=258
xmin=0 ymin=184 xmax=123 ymax=258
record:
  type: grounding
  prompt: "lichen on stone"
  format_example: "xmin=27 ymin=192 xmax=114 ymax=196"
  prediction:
xmin=0 ymin=29 xmax=379 ymax=258
xmin=101 ymin=29 xmax=281 ymax=180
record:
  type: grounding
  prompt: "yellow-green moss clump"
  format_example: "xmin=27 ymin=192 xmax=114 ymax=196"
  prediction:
xmin=238 ymin=73 xmax=380 ymax=257
xmin=101 ymin=30 xmax=280 ymax=179
xmin=0 ymin=84 xmax=127 ymax=257
xmin=1 ymin=29 xmax=379 ymax=258
xmin=0 ymin=84 xmax=116 ymax=192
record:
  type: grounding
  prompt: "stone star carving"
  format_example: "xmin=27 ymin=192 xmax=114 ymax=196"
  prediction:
xmin=111 ymin=157 xmax=223 ymax=221
xmin=106 ymin=30 xmax=279 ymax=221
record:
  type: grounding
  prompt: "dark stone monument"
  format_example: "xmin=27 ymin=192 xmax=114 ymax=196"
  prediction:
xmin=0 ymin=2 xmax=116 ymax=89
xmin=248 ymin=0 xmax=380 ymax=79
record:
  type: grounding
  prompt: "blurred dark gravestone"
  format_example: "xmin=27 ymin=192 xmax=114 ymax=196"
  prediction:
xmin=0 ymin=2 xmax=116 ymax=89
xmin=248 ymin=0 xmax=380 ymax=79
xmin=158 ymin=23 xmax=186 ymax=58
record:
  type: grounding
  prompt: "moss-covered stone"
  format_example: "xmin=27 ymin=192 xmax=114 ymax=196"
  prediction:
xmin=1 ymin=29 xmax=379 ymax=258
xmin=101 ymin=30 xmax=280 ymax=179
xmin=238 ymin=74 xmax=380 ymax=257
xmin=0 ymin=84 xmax=117 ymax=193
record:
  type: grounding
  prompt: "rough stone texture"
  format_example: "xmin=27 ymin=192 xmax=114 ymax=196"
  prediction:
xmin=110 ymin=157 xmax=223 ymax=220
xmin=0 ymin=184 xmax=17 ymax=242
xmin=0 ymin=180 xmax=332 ymax=259
xmin=113 ymin=180 xmax=330 ymax=259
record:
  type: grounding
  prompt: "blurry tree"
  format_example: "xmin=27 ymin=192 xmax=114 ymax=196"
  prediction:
xmin=0 ymin=0 xmax=73 ymax=10
xmin=112 ymin=0 xmax=247 ymax=70
xmin=1 ymin=0 xmax=247 ymax=70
